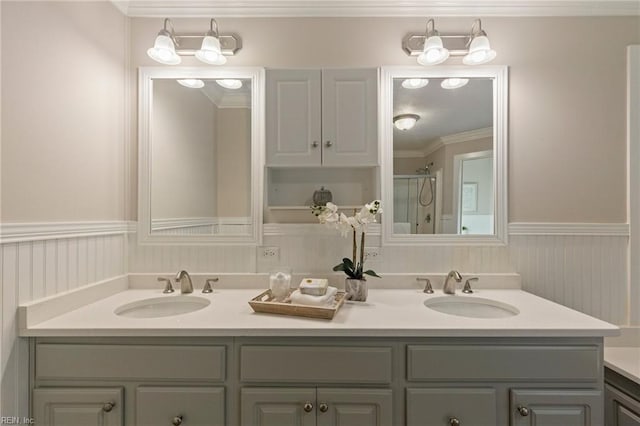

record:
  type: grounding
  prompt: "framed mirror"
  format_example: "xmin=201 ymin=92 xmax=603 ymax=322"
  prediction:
xmin=380 ymin=66 xmax=508 ymax=245
xmin=138 ymin=67 xmax=264 ymax=244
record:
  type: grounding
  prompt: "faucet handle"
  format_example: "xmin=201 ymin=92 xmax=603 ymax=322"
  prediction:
xmin=158 ymin=277 xmax=175 ymax=294
xmin=462 ymin=277 xmax=478 ymax=294
xmin=203 ymin=277 xmax=218 ymax=294
xmin=417 ymin=277 xmax=434 ymax=294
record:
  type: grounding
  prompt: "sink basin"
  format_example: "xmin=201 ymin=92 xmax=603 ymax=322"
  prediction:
xmin=424 ymin=296 xmax=519 ymax=319
xmin=114 ymin=296 xmax=210 ymax=318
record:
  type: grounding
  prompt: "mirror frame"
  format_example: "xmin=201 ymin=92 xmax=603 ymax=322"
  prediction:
xmin=138 ymin=67 xmax=264 ymax=245
xmin=380 ymin=66 xmax=508 ymax=246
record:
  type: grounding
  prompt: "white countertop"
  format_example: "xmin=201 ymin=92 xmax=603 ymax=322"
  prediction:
xmin=19 ymin=285 xmax=619 ymax=338
xmin=605 ymin=347 xmax=640 ymax=383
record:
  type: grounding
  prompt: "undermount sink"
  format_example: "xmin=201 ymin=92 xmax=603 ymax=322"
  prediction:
xmin=114 ymin=296 xmax=210 ymax=318
xmin=424 ymin=296 xmax=519 ymax=319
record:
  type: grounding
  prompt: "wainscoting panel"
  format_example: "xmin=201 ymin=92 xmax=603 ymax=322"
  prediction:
xmin=0 ymin=232 xmax=127 ymax=418
xmin=508 ymin=234 xmax=628 ymax=325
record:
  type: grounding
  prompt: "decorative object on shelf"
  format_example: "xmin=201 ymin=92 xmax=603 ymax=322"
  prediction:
xmin=402 ymin=18 xmax=496 ymax=66
xmin=269 ymin=268 xmax=292 ymax=302
xmin=312 ymin=186 xmax=333 ymax=206
xmin=311 ymin=200 xmax=382 ymax=301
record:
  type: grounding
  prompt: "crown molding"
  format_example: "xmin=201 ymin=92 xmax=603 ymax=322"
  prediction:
xmin=440 ymin=127 xmax=493 ymax=145
xmin=508 ymin=222 xmax=630 ymax=236
xmin=1 ymin=221 xmax=135 ymax=244
xmin=111 ymin=1 xmax=640 ymax=17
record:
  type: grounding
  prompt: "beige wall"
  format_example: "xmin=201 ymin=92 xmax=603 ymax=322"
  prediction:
xmin=216 ymin=108 xmax=251 ymax=217
xmin=1 ymin=1 xmax=127 ymax=222
xmin=151 ymin=80 xmax=217 ymax=219
xmin=130 ymin=16 xmax=639 ymax=223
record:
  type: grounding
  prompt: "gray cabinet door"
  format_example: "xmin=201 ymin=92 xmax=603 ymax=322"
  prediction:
xmin=241 ymin=387 xmax=316 ymax=426
xmin=33 ymin=387 xmax=123 ymax=426
xmin=316 ymin=388 xmax=393 ymax=426
xmin=266 ymin=69 xmax=322 ymax=166
xmin=605 ymin=384 xmax=640 ymax=426
xmin=510 ymin=389 xmax=603 ymax=426
xmin=136 ymin=386 xmax=225 ymax=426
xmin=321 ymin=69 xmax=378 ymax=167
xmin=406 ymin=388 xmax=497 ymax=426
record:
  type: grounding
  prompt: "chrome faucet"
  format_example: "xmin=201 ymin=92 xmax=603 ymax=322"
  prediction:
xmin=175 ymin=270 xmax=193 ymax=294
xmin=443 ymin=270 xmax=462 ymax=294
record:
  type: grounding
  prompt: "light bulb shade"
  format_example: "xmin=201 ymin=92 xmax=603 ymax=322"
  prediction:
xmin=440 ymin=78 xmax=469 ymax=89
xmin=216 ymin=79 xmax=243 ymax=89
xmin=394 ymin=114 xmax=420 ymax=131
xmin=147 ymin=33 xmax=181 ymax=65
xmin=177 ymin=79 xmax=205 ymax=89
xmin=417 ymin=35 xmax=450 ymax=66
xmin=401 ymin=78 xmax=429 ymax=89
xmin=195 ymin=35 xmax=227 ymax=65
xmin=462 ymin=35 xmax=496 ymax=65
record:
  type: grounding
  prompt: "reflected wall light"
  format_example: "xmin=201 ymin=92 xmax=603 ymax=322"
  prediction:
xmin=177 ymin=79 xmax=205 ymax=88
xmin=441 ymin=78 xmax=469 ymax=89
xmin=402 ymin=78 xmax=429 ymax=89
xmin=147 ymin=18 xmax=241 ymax=65
xmin=402 ymin=18 xmax=496 ymax=66
xmin=216 ymin=79 xmax=243 ymax=89
xmin=394 ymin=114 xmax=420 ymax=131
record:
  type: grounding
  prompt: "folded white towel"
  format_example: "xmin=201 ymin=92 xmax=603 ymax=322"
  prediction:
xmin=289 ymin=286 xmax=338 ymax=306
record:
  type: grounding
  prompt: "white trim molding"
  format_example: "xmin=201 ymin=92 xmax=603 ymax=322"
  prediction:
xmin=264 ymin=223 xmax=381 ymax=237
xmin=111 ymin=1 xmax=640 ymax=17
xmin=508 ymin=222 xmax=630 ymax=236
xmin=1 ymin=221 xmax=134 ymax=244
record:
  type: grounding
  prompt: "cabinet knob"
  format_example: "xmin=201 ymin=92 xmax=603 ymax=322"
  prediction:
xmin=319 ymin=403 xmax=329 ymax=413
xmin=172 ymin=415 xmax=183 ymax=426
xmin=303 ymin=402 xmax=314 ymax=412
xmin=102 ymin=401 xmax=115 ymax=413
xmin=312 ymin=141 xmax=319 ymax=148
xmin=325 ymin=140 xmax=333 ymax=147
xmin=449 ymin=417 xmax=460 ymax=426
xmin=517 ymin=405 xmax=530 ymax=417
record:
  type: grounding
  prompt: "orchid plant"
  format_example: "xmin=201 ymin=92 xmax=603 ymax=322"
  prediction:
xmin=311 ymin=200 xmax=382 ymax=280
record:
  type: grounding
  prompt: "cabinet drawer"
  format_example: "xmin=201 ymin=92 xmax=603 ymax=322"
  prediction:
xmin=240 ymin=345 xmax=392 ymax=384
xmin=407 ymin=345 xmax=600 ymax=382
xmin=36 ymin=344 xmax=225 ymax=381
xmin=33 ymin=387 xmax=123 ymax=426
xmin=136 ymin=386 xmax=225 ymax=426
xmin=406 ymin=388 xmax=496 ymax=426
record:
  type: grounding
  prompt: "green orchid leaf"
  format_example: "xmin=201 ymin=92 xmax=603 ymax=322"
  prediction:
xmin=363 ymin=270 xmax=381 ymax=278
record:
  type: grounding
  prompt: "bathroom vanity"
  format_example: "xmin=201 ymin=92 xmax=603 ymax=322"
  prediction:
xmin=21 ymin=283 xmax=618 ymax=426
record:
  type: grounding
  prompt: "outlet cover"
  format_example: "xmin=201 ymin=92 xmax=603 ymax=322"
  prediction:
xmin=364 ymin=247 xmax=381 ymax=261
xmin=260 ymin=246 xmax=280 ymax=260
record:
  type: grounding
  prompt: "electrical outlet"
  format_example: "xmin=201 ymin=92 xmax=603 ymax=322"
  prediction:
xmin=260 ymin=246 xmax=280 ymax=260
xmin=364 ymin=247 xmax=381 ymax=261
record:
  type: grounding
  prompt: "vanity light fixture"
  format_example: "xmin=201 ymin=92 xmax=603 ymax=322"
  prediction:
xmin=216 ymin=79 xmax=243 ymax=89
xmin=462 ymin=19 xmax=497 ymax=65
xmin=177 ymin=79 xmax=205 ymax=89
xmin=402 ymin=18 xmax=496 ymax=66
xmin=401 ymin=78 xmax=429 ymax=89
xmin=393 ymin=114 xmax=420 ymax=131
xmin=195 ymin=19 xmax=226 ymax=65
xmin=147 ymin=18 xmax=241 ymax=66
xmin=147 ymin=18 xmax=181 ymax=65
xmin=417 ymin=19 xmax=449 ymax=66
xmin=441 ymin=78 xmax=469 ymax=89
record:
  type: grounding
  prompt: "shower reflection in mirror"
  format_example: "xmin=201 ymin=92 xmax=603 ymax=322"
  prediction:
xmin=392 ymin=77 xmax=493 ymax=235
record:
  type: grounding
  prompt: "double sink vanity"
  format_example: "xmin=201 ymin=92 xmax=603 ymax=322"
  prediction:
xmin=20 ymin=273 xmax=618 ymax=426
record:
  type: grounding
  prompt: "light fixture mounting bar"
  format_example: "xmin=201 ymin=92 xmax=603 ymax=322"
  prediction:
xmin=402 ymin=33 xmax=470 ymax=57
xmin=173 ymin=34 xmax=241 ymax=56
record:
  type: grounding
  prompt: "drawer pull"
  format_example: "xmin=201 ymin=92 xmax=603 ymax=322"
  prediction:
xmin=172 ymin=415 xmax=183 ymax=426
xmin=102 ymin=401 xmax=115 ymax=413
xmin=312 ymin=141 xmax=319 ymax=148
xmin=303 ymin=402 xmax=314 ymax=412
xmin=449 ymin=417 xmax=461 ymax=426
xmin=319 ymin=403 xmax=328 ymax=413
xmin=325 ymin=140 xmax=333 ymax=147
xmin=517 ymin=405 xmax=530 ymax=417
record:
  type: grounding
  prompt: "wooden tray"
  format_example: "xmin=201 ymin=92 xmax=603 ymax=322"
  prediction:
xmin=248 ymin=289 xmax=346 ymax=320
